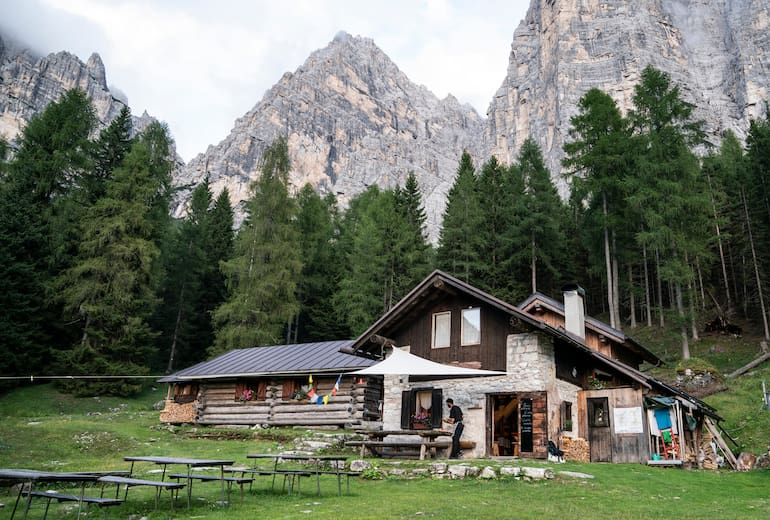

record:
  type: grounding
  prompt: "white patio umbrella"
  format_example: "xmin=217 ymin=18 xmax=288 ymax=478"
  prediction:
xmin=349 ymin=347 xmax=505 ymax=377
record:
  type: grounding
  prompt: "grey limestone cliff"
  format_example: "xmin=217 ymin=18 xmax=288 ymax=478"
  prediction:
xmin=177 ymin=32 xmax=486 ymax=241
xmin=486 ymin=0 xmax=770 ymax=193
xmin=0 ymin=33 xmax=163 ymax=149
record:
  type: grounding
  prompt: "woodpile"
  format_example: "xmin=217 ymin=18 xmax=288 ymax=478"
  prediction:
xmin=699 ymin=430 xmax=719 ymax=469
xmin=159 ymin=400 xmax=197 ymax=423
xmin=561 ymin=437 xmax=590 ymax=462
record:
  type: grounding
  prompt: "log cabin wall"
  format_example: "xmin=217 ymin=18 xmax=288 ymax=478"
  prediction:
xmin=160 ymin=376 xmax=379 ymax=428
xmin=392 ymin=295 xmax=515 ymax=371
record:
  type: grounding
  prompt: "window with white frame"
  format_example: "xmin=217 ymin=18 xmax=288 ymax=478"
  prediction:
xmin=431 ymin=311 xmax=451 ymax=348
xmin=461 ymin=307 xmax=481 ymax=345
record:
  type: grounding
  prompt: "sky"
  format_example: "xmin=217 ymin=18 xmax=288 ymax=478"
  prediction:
xmin=1 ymin=0 xmax=530 ymax=162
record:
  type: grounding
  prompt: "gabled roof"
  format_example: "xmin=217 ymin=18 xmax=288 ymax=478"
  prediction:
xmin=345 ymin=270 xmax=719 ymax=419
xmin=520 ymin=292 xmax=661 ymax=365
xmin=158 ymin=340 xmax=376 ymax=383
xmin=347 ymin=270 xmax=546 ymax=357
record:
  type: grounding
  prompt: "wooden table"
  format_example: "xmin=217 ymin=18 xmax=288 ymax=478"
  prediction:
xmin=349 ymin=429 xmax=452 ymax=460
xmin=122 ymin=456 xmax=234 ymax=508
xmin=0 ymin=468 xmax=126 ymax=519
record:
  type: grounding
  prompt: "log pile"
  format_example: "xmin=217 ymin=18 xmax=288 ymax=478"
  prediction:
xmin=159 ymin=400 xmax=197 ymax=423
xmin=561 ymin=437 xmax=590 ymax=462
xmin=699 ymin=429 xmax=719 ymax=470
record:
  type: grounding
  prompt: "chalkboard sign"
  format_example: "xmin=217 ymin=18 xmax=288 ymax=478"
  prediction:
xmin=520 ymin=398 xmax=533 ymax=452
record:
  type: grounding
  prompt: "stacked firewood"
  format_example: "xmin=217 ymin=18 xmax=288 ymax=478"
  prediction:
xmin=159 ymin=400 xmax=197 ymax=423
xmin=561 ymin=437 xmax=590 ymax=462
xmin=699 ymin=430 xmax=719 ymax=470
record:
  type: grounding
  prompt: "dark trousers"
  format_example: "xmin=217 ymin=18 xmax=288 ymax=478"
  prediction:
xmin=450 ymin=422 xmax=464 ymax=458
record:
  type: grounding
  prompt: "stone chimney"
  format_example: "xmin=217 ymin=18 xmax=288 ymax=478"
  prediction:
xmin=562 ymin=283 xmax=585 ymax=339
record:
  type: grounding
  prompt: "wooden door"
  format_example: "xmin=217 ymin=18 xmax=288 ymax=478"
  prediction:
xmin=587 ymin=397 xmax=612 ymax=462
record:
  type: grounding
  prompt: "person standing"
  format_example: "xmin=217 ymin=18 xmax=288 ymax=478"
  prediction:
xmin=443 ymin=398 xmax=464 ymax=459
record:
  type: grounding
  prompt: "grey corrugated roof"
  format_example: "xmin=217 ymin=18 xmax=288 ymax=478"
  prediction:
xmin=158 ymin=340 xmax=375 ymax=382
xmin=519 ymin=292 xmax=660 ymax=365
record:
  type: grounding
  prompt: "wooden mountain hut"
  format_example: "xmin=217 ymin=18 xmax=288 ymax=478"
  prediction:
xmin=158 ymin=340 xmax=381 ymax=428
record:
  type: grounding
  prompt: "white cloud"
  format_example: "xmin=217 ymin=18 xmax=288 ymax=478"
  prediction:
xmin=2 ymin=0 xmax=530 ymax=160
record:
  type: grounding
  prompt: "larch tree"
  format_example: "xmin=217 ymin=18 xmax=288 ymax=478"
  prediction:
xmin=54 ymin=122 xmax=175 ymax=395
xmin=627 ymin=66 xmax=709 ymax=359
xmin=212 ymin=137 xmax=302 ymax=354
xmin=563 ymin=88 xmax=632 ymax=330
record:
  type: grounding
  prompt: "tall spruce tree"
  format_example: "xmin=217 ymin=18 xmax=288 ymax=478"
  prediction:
xmin=517 ymin=137 xmax=570 ymax=296
xmin=333 ymin=186 xmax=392 ymax=335
xmin=295 ymin=185 xmax=347 ymax=341
xmin=54 ymin=123 xmax=174 ymax=395
xmin=212 ymin=137 xmax=301 ymax=353
xmin=437 ymin=152 xmax=482 ymax=282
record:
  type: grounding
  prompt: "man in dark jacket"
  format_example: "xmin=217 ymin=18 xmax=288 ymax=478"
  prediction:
xmin=443 ymin=398 xmax=464 ymax=459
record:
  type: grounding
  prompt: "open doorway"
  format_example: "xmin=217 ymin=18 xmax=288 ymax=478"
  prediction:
xmin=490 ymin=394 xmax=519 ymax=456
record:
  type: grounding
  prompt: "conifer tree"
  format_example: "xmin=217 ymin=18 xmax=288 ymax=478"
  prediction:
xmin=437 ymin=152 xmax=482 ymax=282
xmin=517 ymin=137 xmax=570 ymax=296
xmin=55 ymin=123 xmax=174 ymax=395
xmin=0 ymin=89 xmax=96 ymax=377
xmin=295 ymin=185 xmax=347 ymax=341
xmin=212 ymin=137 xmax=301 ymax=353
xmin=627 ymin=66 xmax=709 ymax=358
xmin=563 ymin=88 xmax=631 ymax=330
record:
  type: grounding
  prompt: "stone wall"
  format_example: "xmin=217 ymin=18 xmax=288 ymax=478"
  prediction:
xmin=382 ymin=332 xmax=575 ymax=458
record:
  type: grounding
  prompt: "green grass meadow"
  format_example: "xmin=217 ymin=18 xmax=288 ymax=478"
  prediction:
xmin=0 ymin=382 xmax=769 ymax=519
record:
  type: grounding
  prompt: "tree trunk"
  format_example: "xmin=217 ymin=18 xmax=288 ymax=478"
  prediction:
xmin=656 ymin=248 xmax=665 ymax=328
xmin=741 ymin=188 xmax=770 ymax=343
xmin=612 ymin=230 xmax=620 ymax=331
xmin=629 ymin=264 xmax=637 ymax=328
xmin=676 ymin=283 xmax=690 ymax=360
xmin=643 ymin=244 xmax=652 ymax=327
xmin=531 ymin=231 xmax=537 ymax=294
xmin=167 ymin=283 xmax=185 ymax=374
xmin=706 ymin=171 xmax=733 ymax=313
xmin=602 ymin=193 xmax=616 ymax=329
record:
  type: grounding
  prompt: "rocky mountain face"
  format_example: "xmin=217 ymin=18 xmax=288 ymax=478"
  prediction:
xmin=487 ymin=0 xmax=770 ymax=194
xmin=0 ymin=34 xmax=160 ymax=149
xmin=4 ymin=0 xmax=770 ymax=239
xmin=176 ymin=32 xmax=485 ymax=240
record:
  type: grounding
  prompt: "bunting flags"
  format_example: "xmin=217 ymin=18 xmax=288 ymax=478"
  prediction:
xmin=305 ymin=374 xmax=342 ymax=405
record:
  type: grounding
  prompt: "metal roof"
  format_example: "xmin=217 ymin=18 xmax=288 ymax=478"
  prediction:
xmin=519 ymin=292 xmax=661 ymax=365
xmin=158 ymin=340 xmax=376 ymax=382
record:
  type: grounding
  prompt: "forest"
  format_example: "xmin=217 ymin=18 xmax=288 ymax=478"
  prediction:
xmin=2 ymin=66 xmax=770 ymax=396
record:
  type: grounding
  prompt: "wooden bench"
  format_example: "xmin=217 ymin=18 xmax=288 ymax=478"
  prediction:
xmin=346 ymin=440 xmax=451 ymax=460
xmin=98 ymin=475 xmax=185 ymax=509
xmin=167 ymin=473 xmax=253 ymax=504
xmin=23 ymin=490 xmax=123 ymax=519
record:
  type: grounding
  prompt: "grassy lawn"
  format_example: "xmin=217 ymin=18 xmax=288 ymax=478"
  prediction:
xmin=0 ymin=383 xmax=768 ymax=519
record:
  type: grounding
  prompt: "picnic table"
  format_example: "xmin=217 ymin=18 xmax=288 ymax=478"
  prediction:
xmin=111 ymin=456 xmax=235 ymax=508
xmin=346 ymin=429 xmax=452 ymax=460
xmin=0 ymin=468 xmax=127 ymax=519
xmin=241 ymin=453 xmax=357 ymax=496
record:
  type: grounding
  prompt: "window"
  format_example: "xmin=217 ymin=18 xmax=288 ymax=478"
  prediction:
xmin=431 ymin=311 xmax=451 ymax=348
xmin=561 ymin=401 xmax=573 ymax=431
xmin=401 ymin=388 xmax=443 ymax=429
xmin=461 ymin=308 xmax=481 ymax=345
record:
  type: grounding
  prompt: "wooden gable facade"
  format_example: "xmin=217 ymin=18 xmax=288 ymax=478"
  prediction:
xmin=349 ymin=270 xmax=722 ymax=466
